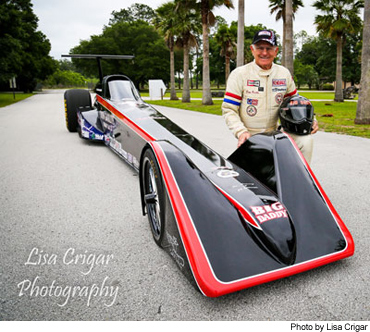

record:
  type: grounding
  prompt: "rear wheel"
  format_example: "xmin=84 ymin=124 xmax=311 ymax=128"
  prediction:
xmin=64 ymin=89 xmax=92 ymax=132
xmin=142 ymin=149 xmax=165 ymax=247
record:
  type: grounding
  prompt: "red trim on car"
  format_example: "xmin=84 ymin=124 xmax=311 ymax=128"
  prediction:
xmin=149 ymin=138 xmax=355 ymax=297
xmin=97 ymin=95 xmax=354 ymax=297
xmin=96 ymin=95 xmax=155 ymax=142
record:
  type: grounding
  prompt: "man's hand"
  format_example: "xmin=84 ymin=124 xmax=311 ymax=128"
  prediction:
xmin=311 ymin=120 xmax=319 ymax=134
xmin=237 ymin=131 xmax=251 ymax=147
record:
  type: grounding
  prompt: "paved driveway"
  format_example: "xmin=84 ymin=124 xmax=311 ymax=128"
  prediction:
xmin=0 ymin=90 xmax=369 ymax=321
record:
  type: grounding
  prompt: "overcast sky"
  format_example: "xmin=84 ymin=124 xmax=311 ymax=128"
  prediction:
xmin=32 ymin=0 xmax=320 ymax=60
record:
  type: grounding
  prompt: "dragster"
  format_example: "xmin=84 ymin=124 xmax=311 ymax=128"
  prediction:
xmin=62 ymin=54 xmax=354 ymax=297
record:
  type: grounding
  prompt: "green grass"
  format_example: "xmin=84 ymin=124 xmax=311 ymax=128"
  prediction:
xmin=149 ymin=97 xmax=370 ymax=139
xmin=312 ymin=101 xmax=369 ymax=138
xmin=299 ymin=92 xmax=335 ymax=100
xmin=0 ymin=93 xmax=34 ymax=108
xmin=149 ymin=99 xmax=223 ymax=115
xmin=300 ymin=91 xmax=359 ymax=101
xmin=143 ymin=90 xmax=357 ymax=101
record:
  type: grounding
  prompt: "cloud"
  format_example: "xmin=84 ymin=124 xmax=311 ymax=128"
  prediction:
xmin=32 ymin=0 xmax=318 ymax=60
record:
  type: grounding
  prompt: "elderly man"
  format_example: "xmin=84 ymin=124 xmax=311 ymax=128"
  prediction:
xmin=222 ymin=30 xmax=318 ymax=163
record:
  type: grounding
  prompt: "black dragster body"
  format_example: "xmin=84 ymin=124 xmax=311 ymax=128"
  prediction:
xmin=63 ymin=67 xmax=354 ymax=298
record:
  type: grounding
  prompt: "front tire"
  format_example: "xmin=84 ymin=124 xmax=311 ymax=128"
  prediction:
xmin=142 ymin=149 xmax=165 ymax=247
xmin=64 ymin=89 xmax=92 ymax=132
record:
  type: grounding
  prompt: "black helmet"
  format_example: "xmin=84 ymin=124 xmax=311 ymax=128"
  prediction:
xmin=279 ymin=95 xmax=314 ymax=135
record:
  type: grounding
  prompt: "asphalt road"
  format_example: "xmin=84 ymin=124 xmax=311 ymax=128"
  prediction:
xmin=0 ymin=90 xmax=369 ymax=321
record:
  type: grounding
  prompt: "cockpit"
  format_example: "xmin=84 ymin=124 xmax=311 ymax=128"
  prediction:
xmin=96 ymin=75 xmax=141 ymax=102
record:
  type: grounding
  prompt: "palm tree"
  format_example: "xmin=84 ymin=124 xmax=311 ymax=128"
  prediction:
xmin=268 ymin=0 xmax=304 ymax=67
xmin=197 ymin=0 xmax=234 ymax=105
xmin=174 ymin=2 xmax=201 ymax=103
xmin=285 ymin=0 xmax=294 ymax=74
xmin=314 ymin=0 xmax=364 ymax=102
xmin=154 ymin=1 xmax=179 ymax=100
xmin=355 ymin=0 xmax=370 ymax=124
xmin=215 ymin=24 xmax=236 ymax=83
xmin=237 ymin=0 xmax=245 ymax=67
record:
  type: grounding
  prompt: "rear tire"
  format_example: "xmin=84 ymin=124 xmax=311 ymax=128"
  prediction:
xmin=142 ymin=149 xmax=165 ymax=247
xmin=64 ymin=89 xmax=92 ymax=132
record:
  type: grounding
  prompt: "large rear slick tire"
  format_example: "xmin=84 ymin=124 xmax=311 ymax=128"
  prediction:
xmin=64 ymin=89 xmax=92 ymax=132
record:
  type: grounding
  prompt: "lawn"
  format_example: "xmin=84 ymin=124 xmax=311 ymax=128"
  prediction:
xmin=149 ymin=96 xmax=370 ymax=139
xmin=312 ymin=101 xmax=369 ymax=138
xmin=0 ymin=92 xmax=34 ymax=108
xmin=142 ymin=90 xmax=358 ymax=101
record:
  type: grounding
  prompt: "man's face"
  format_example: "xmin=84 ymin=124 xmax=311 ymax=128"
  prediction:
xmin=250 ymin=41 xmax=279 ymax=70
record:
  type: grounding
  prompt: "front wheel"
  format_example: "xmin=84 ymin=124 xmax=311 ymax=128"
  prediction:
xmin=142 ymin=149 xmax=165 ymax=247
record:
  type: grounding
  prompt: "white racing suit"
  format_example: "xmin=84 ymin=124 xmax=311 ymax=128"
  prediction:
xmin=222 ymin=60 xmax=314 ymax=163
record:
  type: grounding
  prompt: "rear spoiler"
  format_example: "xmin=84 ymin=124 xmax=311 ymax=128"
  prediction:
xmin=61 ymin=54 xmax=135 ymax=83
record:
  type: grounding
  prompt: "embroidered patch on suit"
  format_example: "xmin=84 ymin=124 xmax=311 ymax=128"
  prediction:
xmin=247 ymin=80 xmax=260 ymax=87
xmin=272 ymin=79 xmax=287 ymax=87
xmin=275 ymin=93 xmax=284 ymax=104
xmin=247 ymin=98 xmax=258 ymax=106
xmin=246 ymin=105 xmax=257 ymax=117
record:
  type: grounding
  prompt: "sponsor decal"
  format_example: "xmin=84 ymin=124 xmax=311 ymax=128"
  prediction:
xmin=275 ymin=93 xmax=284 ymax=104
xmin=247 ymin=80 xmax=260 ymax=87
xmin=89 ymin=133 xmax=104 ymax=140
xmin=272 ymin=87 xmax=287 ymax=93
xmin=217 ymin=168 xmax=240 ymax=178
xmin=247 ymin=98 xmax=258 ymax=106
xmin=258 ymin=87 xmax=264 ymax=92
xmin=259 ymin=30 xmax=271 ymax=36
xmin=272 ymin=79 xmax=287 ymax=87
xmin=290 ymin=99 xmax=312 ymax=106
xmin=246 ymin=105 xmax=258 ymax=117
xmin=99 ymin=111 xmax=115 ymax=124
xmin=166 ymin=231 xmax=185 ymax=269
xmin=250 ymin=202 xmax=288 ymax=224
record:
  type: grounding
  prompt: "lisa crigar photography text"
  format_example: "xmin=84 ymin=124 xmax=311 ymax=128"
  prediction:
xmin=17 ymin=247 xmax=119 ymax=307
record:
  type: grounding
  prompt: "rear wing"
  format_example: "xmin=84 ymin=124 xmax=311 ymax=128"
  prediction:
xmin=61 ymin=54 xmax=134 ymax=82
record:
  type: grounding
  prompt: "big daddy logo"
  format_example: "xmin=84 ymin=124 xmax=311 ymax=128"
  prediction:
xmin=250 ymin=202 xmax=288 ymax=224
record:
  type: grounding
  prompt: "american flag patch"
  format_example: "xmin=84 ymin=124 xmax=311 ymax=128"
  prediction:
xmin=247 ymin=98 xmax=258 ymax=106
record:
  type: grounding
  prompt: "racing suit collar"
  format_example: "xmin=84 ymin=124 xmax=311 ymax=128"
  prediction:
xmin=252 ymin=60 xmax=275 ymax=76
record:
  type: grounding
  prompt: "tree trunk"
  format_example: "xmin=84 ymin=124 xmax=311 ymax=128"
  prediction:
xmin=334 ymin=35 xmax=344 ymax=102
xmin=201 ymin=1 xmax=213 ymax=105
xmin=225 ymin=54 xmax=231 ymax=83
xmin=282 ymin=17 xmax=286 ymax=66
xmin=355 ymin=0 xmax=370 ymax=124
xmin=182 ymin=41 xmax=191 ymax=103
xmin=196 ymin=48 xmax=199 ymax=90
xmin=285 ymin=0 xmax=294 ymax=75
xmin=169 ymin=39 xmax=178 ymax=100
xmin=237 ymin=0 xmax=245 ymax=67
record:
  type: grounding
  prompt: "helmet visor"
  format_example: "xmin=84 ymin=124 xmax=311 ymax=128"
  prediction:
xmin=285 ymin=106 xmax=313 ymax=122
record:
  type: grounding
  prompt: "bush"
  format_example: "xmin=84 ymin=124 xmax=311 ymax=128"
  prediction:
xmin=322 ymin=83 xmax=334 ymax=90
xmin=43 ymin=70 xmax=91 ymax=88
